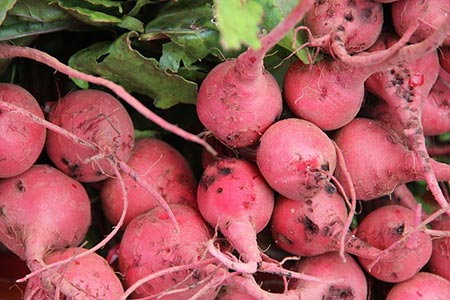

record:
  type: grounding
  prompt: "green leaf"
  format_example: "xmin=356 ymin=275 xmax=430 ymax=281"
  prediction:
xmin=8 ymin=0 xmax=72 ymax=23
xmin=0 ymin=0 xmax=16 ymax=25
xmin=159 ymin=42 xmax=196 ymax=72
xmin=214 ymin=0 xmax=264 ymax=50
xmin=68 ymin=31 xmax=198 ymax=109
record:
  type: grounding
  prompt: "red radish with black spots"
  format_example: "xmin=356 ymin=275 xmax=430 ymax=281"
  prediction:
xmin=197 ymin=157 xmax=274 ymax=273
xmin=356 ymin=205 xmax=433 ymax=283
xmin=100 ymin=137 xmax=198 ymax=228
xmin=283 ymin=20 xmax=450 ymax=131
xmin=333 ymin=118 xmax=450 ymax=201
xmin=196 ymin=0 xmax=314 ymax=148
xmin=271 ymin=189 xmax=382 ymax=259
xmin=289 ymin=252 xmax=368 ymax=300
xmin=0 ymin=83 xmax=46 ymax=178
xmin=0 ymin=164 xmax=91 ymax=274
xmin=256 ymin=118 xmax=337 ymax=200
xmin=118 ymin=204 xmax=220 ymax=300
xmin=23 ymin=247 xmax=124 ymax=300
xmin=46 ymin=89 xmax=135 ymax=182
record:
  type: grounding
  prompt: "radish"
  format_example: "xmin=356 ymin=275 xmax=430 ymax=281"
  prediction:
xmin=0 ymin=164 xmax=91 ymax=272
xmin=197 ymin=157 xmax=274 ymax=273
xmin=386 ymin=272 xmax=450 ymax=300
xmin=355 ymin=204 xmax=432 ymax=283
xmin=271 ymin=189 xmax=382 ymax=259
xmin=46 ymin=89 xmax=134 ymax=182
xmin=196 ymin=0 xmax=314 ymax=148
xmin=118 ymin=204 xmax=220 ymax=300
xmin=100 ymin=137 xmax=197 ymax=228
xmin=256 ymin=118 xmax=337 ymax=201
xmin=283 ymin=20 xmax=450 ymax=131
xmin=391 ymin=0 xmax=450 ymax=45
xmin=23 ymin=247 xmax=124 ymax=300
xmin=333 ymin=118 xmax=450 ymax=201
xmin=0 ymin=83 xmax=46 ymax=178
xmin=428 ymin=216 xmax=450 ymax=281
xmin=289 ymin=252 xmax=368 ymax=300
xmin=302 ymin=0 xmax=384 ymax=58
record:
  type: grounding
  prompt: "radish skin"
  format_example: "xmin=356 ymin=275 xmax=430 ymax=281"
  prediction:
xmin=386 ymin=272 xmax=450 ymax=300
xmin=0 ymin=83 xmax=46 ymax=178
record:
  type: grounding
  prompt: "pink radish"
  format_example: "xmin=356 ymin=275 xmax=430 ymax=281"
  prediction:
xmin=283 ymin=20 xmax=450 ymax=131
xmin=197 ymin=157 xmax=274 ymax=273
xmin=256 ymin=118 xmax=337 ymax=200
xmin=428 ymin=216 xmax=450 ymax=281
xmin=333 ymin=118 xmax=450 ymax=201
xmin=0 ymin=164 xmax=91 ymax=272
xmin=391 ymin=0 xmax=450 ymax=45
xmin=23 ymin=247 xmax=124 ymax=300
xmin=386 ymin=272 xmax=450 ymax=300
xmin=100 ymin=137 xmax=197 ymax=228
xmin=271 ymin=189 xmax=382 ymax=259
xmin=289 ymin=252 xmax=368 ymax=300
xmin=46 ymin=89 xmax=135 ymax=182
xmin=356 ymin=205 xmax=432 ymax=283
xmin=196 ymin=0 xmax=314 ymax=148
xmin=0 ymin=83 xmax=46 ymax=178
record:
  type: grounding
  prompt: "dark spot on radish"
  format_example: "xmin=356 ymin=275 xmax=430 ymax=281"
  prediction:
xmin=344 ymin=12 xmax=354 ymax=22
xmin=347 ymin=0 xmax=356 ymax=6
xmin=199 ymin=175 xmax=215 ymax=190
xmin=302 ymin=215 xmax=319 ymax=237
xmin=325 ymin=183 xmax=337 ymax=194
xmin=360 ymin=8 xmax=373 ymax=21
xmin=217 ymin=187 xmax=223 ymax=193
xmin=15 ymin=180 xmax=25 ymax=192
xmin=321 ymin=163 xmax=330 ymax=171
xmin=218 ymin=167 xmax=232 ymax=176
xmin=337 ymin=25 xmax=345 ymax=32
xmin=393 ymin=223 xmax=405 ymax=235
xmin=326 ymin=285 xmax=354 ymax=300
xmin=322 ymin=226 xmax=330 ymax=236
xmin=306 ymin=199 xmax=313 ymax=206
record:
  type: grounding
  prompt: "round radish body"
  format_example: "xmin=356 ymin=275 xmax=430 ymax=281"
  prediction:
xmin=257 ymin=118 xmax=336 ymax=201
xmin=46 ymin=89 xmax=134 ymax=182
xmin=356 ymin=205 xmax=432 ymax=283
xmin=0 ymin=164 xmax=91 ymax=270
xmin=100 ymin=137 xmax=197 ymax=228
xmin=23 ymin=247 xmax=124 ymax=300
xmin=196 ymin=0 xmax=313 ymax=148
xmin=391 ymin=0 xmax=450 ymax=46
xmin=118 ymin=204 xmax=219 ymax=300
xmin=333 ymin=118 xmax=450 ymax=201
xmin=386 ymin=272 xmax=450 ymax=300
xmin=271 ymin=189 xmax=381 ymax=259
xmin=0 ymin=83 xmax=46 ymax=178
xmin=303 ymin=0 xmax=383 ymax=55
xmin=289 ymin=252 xmax=368 ymax=300
xmin=428 ymin=216 xmax=450 ymax=281
xmin=197 ymin=157 xmax=274 ymax=271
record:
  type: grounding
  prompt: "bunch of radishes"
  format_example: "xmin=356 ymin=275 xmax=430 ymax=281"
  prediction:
xmin=1 ymin=0 xmax=450 ymax=299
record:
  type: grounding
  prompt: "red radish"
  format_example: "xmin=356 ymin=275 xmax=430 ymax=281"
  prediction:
xmin=271 ymin=189 xmax=382 ymax=259
xmin=0 ymin=83 xmax=46 ymax=178
xmin=333 ymin=118 xmax=450 ymax=201
xmin=302 ymin=0 xmax=384 ymax=57
xmin=100 ymin=137 xmax=197 ymax=228
xmin=46 ymin=89 xmax=134 ymax=182
xmin=197 ymin=157 xmax=274 ymax=273
xmin=0 ymin=164 xmax=91 ymax=272
xmin=385 ymin=272 xmax=450 ymax=300
xmin=196 ymin=0 xmax=314 ymax=148
xmin=356 ymin=205 xmax=432 ymax=283
xmin=256 ymin=118 xmax=337 ymax=200
xmin=368 ymin=68 xmax=450 ymax=136
xmin=441 ymin=46 xmax=450 ymax=73
xmin=23 ymin=247 xmax=124 ymax=300
xmin=118 ymin=204 xmax=220 ymax=300
xmin=428 ymin=216 xmax=450 ymax=281
xmin=289 ymin=252 xmax=368 ymax=300
xmin=283 ymin=20 xmax=450 ymax=131
xmin=391 ymin=0 xmax=450 ymax=45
